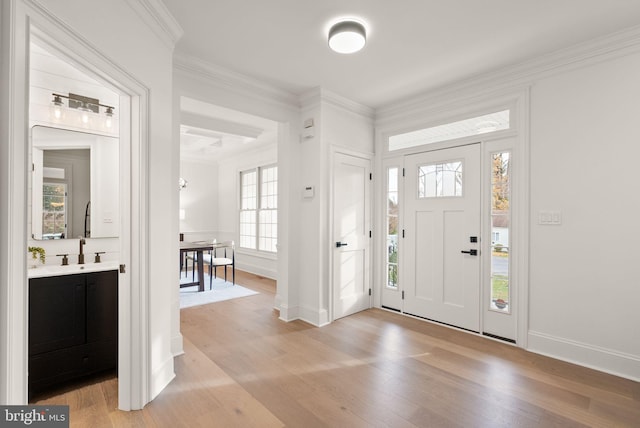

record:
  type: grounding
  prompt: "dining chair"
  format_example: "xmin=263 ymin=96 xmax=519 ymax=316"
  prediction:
xmin=202 ymin=240 xmax=235 ymax=286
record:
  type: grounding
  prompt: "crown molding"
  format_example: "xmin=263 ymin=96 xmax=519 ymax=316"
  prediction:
xmin=174 ymin=53 xmax=300 ymax=112
xmin=125 ymin=0 xmax=183 ymax=50
xmin=377 ymin=24 xmax=640 ymax=123
xmin=299 ymin=87 xmax=374 ymax=120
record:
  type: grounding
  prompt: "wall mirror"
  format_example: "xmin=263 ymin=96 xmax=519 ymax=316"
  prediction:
xmin=31 ymin=126 xmax=119 ymax=240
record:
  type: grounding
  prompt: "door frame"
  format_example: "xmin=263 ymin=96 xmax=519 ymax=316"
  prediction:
xmin=1 ymin=2 xmax=149 ymax=408
xmin=374 ymin=92 xmax=530 ymax=347
xmin=329 ymin=147 xmax=374 ymax=322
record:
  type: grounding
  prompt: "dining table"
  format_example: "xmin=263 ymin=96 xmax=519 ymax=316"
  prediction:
xmin=179 ymin=241 xmax=215 ymax=292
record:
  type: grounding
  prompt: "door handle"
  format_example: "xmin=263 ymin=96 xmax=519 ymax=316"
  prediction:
xmin=461 ymin=249 xmax=478 ymax=256
xmin=336 ymin=242 xmax=348 ymax=248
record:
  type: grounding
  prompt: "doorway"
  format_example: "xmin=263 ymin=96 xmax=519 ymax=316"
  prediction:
xmin=21 ymin=23 xmax=146 ymax=408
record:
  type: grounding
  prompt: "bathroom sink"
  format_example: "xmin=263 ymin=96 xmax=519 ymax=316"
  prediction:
xmin=27 ymin=261 xmax=120 ymax=278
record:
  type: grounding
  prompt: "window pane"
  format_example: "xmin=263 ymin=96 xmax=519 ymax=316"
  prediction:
xmin=490 ymin=152 xmax=511 ymax=313
xmin=389 ymin=109 xmax=510 ymax=151
xmin=386 ymin=167 xmax=399 ymax=289
xmin=260 ymin=166 xmax=277 ymax=209
xmin=259 ymin=209 xmax=277 ymax=252
xmin=241 ymin=170 xmax=257 ymax=210
xmin=239 ymin=210 xmax=256 ymax=250
xmin=418 ymin=161 xmax=462 ymax=198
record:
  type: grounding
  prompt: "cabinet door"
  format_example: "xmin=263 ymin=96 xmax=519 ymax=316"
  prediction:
xmin=86 ymin=270 xmax=118 ymax=343
xmin=29 ymin=274 xmax=86 ymax=355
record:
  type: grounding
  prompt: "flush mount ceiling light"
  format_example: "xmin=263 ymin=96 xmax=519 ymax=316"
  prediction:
xmin=328 ymin=20 xmax=366 ymax=54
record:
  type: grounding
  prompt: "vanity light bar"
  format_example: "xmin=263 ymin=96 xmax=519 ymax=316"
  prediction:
xmin=51 ymin=92 xmax=115 ymax=115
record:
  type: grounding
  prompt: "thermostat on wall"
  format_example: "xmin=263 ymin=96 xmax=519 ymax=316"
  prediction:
xmin=303 ymin=186 xmax=314 ymax=199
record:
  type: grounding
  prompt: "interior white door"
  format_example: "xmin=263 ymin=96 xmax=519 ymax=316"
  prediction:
xmin=403 ymin=144 xmax=481 ymax=331
xmin=333 ymin=152 xmax=371 ymax=320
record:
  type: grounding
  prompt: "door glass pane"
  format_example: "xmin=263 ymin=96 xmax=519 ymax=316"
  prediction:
xmin=418 ymin=161 xmax=462 ymax=198
xmin=490 ymin=152 xmax=510 ymax=313
xmin=386 ymin=167 xmax=399 ymax=289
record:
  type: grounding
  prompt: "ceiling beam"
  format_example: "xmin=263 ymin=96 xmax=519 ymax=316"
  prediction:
xmin=180 ymin=112 xmax=263 ymax=139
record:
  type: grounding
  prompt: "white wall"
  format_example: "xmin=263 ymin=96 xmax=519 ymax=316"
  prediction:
xmin=528 ymin=50 xmax=640 ymax=378
xmin=296 ymin=89 xmax=374 ymax=326
xmin=179 ymin=159 xmax=218 ymax=241
xmin=373 ymin=34 xmax=640 ymax=380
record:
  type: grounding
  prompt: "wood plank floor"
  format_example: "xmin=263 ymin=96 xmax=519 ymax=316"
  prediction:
xmin=33 ymin=270 xmax=640 ymax=427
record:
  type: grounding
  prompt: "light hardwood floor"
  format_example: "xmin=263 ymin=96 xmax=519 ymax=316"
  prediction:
xmin=33 ymin=270 xmax=640 ymax=427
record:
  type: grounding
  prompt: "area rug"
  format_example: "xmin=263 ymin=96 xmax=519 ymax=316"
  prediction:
xmin=179 ymin=274 xmax=258 ymax=309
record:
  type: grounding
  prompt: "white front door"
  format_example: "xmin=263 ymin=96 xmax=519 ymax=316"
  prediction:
xmin=333 ymin=152 xmax=371 ymax=320
xmin=403 ymin=144 xmax=481 ymax=331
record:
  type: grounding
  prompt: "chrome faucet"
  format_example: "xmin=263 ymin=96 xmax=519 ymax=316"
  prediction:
xmin=78 ymin=236 xmax=86 ymax=264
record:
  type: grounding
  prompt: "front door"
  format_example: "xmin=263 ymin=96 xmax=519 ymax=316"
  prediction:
xmin=403 ymin=144 xmax=481 ymax=331
xmin=333 ymin=152 xmax=371 ymax=320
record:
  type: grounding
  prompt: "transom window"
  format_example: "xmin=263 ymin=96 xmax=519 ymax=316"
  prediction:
xmin=389 ymin=109 xmax=510 ymax=152
xmin=239 ymin=165 xmax=277 ymax=253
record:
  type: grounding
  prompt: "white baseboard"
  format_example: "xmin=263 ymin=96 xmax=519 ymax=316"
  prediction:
xmin=527 ymin=330 xmax=640 ymax=382
xmin=149 ymin=356 xmax=176 ymax=402
xmin=278 ymin=302 xmax=298 ymax=322
xmin=171 ymin=333 xmax=184 ymax=357
xmin=296 ymin=306 xmax=330 ymax=327
xmin=235 ymin=261 xmax=276 ymax=280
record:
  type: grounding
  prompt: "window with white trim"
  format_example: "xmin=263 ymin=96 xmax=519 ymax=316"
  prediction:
xmin=388 ymin=109 xmax=510 ymax=152
xmin=240 ymin=165 xmax=277 ymax=253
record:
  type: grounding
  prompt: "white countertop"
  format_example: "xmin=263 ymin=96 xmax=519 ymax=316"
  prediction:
xmin=27 ymin=261 xmax=120 ymax=278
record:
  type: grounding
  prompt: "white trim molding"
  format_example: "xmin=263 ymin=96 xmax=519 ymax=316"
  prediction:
xmin=174 ymin=53 xmax=299 ymax=112
xmin=377 ymin=24 xmax=640 ymax=124
xmin=124 ymin=0 xmax=183 ymax=50
xmin=528 ymin=330 xmax=640 ymax=382
xmin=0 ymin=0 xmax=30 ymax=404
xmin=299 ymin=87 xmax=375 ymax=120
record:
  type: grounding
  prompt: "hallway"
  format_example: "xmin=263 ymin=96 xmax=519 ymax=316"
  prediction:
xmin=34 ymin=270 xmax=640 ymax=427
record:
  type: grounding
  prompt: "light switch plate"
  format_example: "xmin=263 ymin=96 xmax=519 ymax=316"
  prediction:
xmin=538 ymin=210 xmax=562 ymax=225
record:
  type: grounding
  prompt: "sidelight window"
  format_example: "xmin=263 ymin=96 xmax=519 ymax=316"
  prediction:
xmin=386 ymin=167 xmax=399 ymax=289
xmin=490 ymin=152 xmax=511 ymax=313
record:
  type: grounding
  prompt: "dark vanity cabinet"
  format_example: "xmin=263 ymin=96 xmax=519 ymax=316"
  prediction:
xmin=29 ymin=270 xmax=118 ymax=396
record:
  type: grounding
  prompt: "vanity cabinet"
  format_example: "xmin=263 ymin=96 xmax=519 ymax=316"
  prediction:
xmin=28 ymin=270 xmax=118 ymax=396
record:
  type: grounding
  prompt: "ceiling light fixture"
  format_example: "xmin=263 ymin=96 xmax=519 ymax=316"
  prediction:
xmin=328 ymin=20 xmax=366 ymax=54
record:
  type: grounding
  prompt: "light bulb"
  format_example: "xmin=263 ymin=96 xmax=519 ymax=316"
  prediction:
xmin=105 ymin=106 xmax=114 ymax=128
xmin=51 ymin=94 xmax=64 ymax=120
xmin=81 ymin=112 xmax=89 ymax=124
